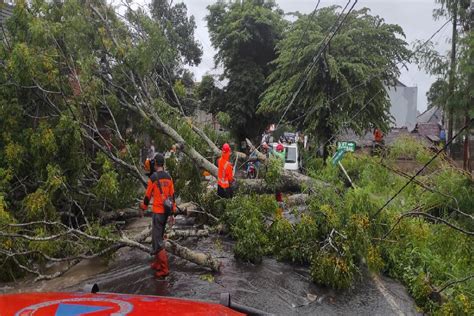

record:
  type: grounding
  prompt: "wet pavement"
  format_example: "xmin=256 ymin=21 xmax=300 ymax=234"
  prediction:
xmin=1 ymin=217 xmax=420 ymax=315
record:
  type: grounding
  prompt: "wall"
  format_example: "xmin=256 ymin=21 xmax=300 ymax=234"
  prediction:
xmin=387 ymin=85 xmax=418 ymax=132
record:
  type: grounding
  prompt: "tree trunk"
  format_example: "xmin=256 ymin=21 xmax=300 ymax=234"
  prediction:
xmin=245 ymin=138 xmax=267 ymax=161
xmin=168 ymin=229 xmax=209 ymax=239
xmin=150 ymin=111 xmax=219 ymax=176
xmin=464 ymin=9 xmax=473 ymax=173
xmin=144 ymin=229 xmax=210 ymax=241
xmin=125 ymin=227 xmax=221 ymax=272
xmin=285 ymin=194 xmax=310 ymax=206
xmin=463 ymin=111 xmax=471 ymax=172
xmin=165 ymin=239 xmax=221 ymax=271
xmin=99 ymin=208 xmax=142 ymax=223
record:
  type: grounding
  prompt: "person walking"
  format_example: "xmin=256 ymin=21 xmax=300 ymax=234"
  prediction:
xmin=140 ymin=153 xmax=176 ymax=278
xmin=217 ymin=143 xmax=234 ymax=198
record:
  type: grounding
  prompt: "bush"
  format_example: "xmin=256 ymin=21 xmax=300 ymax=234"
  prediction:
xmin=224 ymin=195 xmax=277 ymax=263
xmin=262 ymin=156 xmax=283 ymax=189
xmin=388 ymin=135 xmax=437 ymax=166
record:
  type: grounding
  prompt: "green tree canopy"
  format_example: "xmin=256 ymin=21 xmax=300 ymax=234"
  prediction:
xmin=195 ymin=74 xmax=224 ymax=115
xmin=206 ymin=0 xmax=287 ymax=141
xmin=151 ymin=0 xmax=202 ymax=66
xmin=259 ymin=7 xmax=411 ymax=157
xmin=427 ymin=78 xmax=449 ymax=110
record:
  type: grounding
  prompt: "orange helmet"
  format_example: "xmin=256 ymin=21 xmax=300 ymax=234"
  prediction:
xmin=222 ymin=143 xmax=231 ymax=153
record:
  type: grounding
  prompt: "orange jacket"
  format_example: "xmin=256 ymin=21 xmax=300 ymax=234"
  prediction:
xmin=143 ymin=171 xmax=176 ymax=214
xmin=374 ymin=129 xmax=383 ymax=142
xmin=217 ymin=152 xmax=234 ymax=189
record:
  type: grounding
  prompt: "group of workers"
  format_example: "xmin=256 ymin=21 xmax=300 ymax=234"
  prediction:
xmin=138 ymin=142 xmax=236 ymax=278
xmin=139 ymin=128 xmax=394 ymax=277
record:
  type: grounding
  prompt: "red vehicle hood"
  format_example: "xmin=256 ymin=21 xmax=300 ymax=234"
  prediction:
xmin=0 ymin=292 xmax=244 ymax=316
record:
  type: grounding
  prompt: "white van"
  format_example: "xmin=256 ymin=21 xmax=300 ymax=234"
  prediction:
xmin=270 ymin=143 xmax=300 ymax=171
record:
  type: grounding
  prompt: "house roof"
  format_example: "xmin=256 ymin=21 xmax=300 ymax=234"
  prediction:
xmin=417 ymin=106 xmax=443 ymax=124
xmin=395 ymin=79 xmax=407 ymax=87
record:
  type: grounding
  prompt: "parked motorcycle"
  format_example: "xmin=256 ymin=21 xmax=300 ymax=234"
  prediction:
xmin=246 ymin=161 xmax=258 ymax=179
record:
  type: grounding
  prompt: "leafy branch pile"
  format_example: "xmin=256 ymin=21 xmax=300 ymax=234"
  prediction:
xmin=223 ymin=138 xmax=473 ymax=314
xmin=0 ymin=0 xmax=218 ymax=281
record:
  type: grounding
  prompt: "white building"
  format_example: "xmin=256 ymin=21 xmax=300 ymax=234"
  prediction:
xmin=387 ymin=80 xmax=418 ymax=132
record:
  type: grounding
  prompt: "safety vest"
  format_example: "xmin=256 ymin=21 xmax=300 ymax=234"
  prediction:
xmin=143 ymin=171 xmax=176 ymax=214
xmin=217 ymin=159 xmax=232 ymax=189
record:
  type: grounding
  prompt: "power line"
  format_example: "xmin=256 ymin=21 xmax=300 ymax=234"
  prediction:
xmin=302 ymin=18 xmax=453 ymax=121
xmin=275 ymin=0 xmax=358 ymax=128
xmin=288 ymin=16 xmax=453 ymax=154
xmin=372 ymin=118 xmax=473 ymax=219
xmin=236 ymin=1 xmax=356 ymax=170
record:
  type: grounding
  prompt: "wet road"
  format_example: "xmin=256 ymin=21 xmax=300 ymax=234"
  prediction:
xmin=1 ymin=217 xmax=419 ymax=315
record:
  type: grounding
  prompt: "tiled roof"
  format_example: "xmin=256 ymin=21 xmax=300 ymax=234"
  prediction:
xmin=417 ymin=106 xmax=443 ymax=124
xmin=338 ymin=127 xmax=434 ymax=148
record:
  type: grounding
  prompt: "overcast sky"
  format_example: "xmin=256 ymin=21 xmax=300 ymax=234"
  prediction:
xmin=138 ymin=0 xmax=452 ymax=112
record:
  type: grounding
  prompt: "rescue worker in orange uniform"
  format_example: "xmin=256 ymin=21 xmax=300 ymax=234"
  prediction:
xmin=140 ymin=153 xmax=176 ymax=278
xmin=374 ymin=128 xmax=384 ymax=144
xmin=217 ymin=143 xmax=234 ymax=198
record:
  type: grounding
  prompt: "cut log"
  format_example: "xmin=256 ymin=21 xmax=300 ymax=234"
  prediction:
xmin=285 ymin=194 xmax=310 ymax=206
xmin=127 ymin=227 xmax=220 ymax=272
xmin=99 ymin=208 xmax=142 ymax=223
xmin=175 ymin=202 xmax=200 ymax=216
xmin=168 ymin=228 xmax=209 ymax=239
xmin=176 ymin=202 xmax=219 ymax=222
xmin=143 ymin=229 xmax=209 ymax=242
xmin=166 ymin=239 xmax=221 ymax=272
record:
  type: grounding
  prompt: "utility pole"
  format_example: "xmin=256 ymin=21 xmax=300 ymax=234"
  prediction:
xmin=446 ymin=0 xmax=458 ymax=158
xmin=463 ymin=0 xmax=473 ymax=172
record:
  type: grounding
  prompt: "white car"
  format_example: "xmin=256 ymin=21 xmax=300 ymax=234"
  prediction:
xmin=270 ymin=143 xmax=300 ymax=171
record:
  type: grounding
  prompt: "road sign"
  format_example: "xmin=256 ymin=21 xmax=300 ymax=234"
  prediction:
xmin=331 ymin=149 xmax=346 ymax=165
xmin=337 ymin=141 xmax=356 ymax=152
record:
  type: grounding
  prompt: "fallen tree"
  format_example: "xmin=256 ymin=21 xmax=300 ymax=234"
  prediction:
xmin=1 ymin=219 xmax=221 ymax=281
xmin=0 ymin=0 xmax=325 ymax=284
xmin=285 ymin=194 xmax=310 ymax=206
xmin=99 ymin=208 xmax=142 ymax=224
xmin=122 ymin=227 xmax=220 ymax=272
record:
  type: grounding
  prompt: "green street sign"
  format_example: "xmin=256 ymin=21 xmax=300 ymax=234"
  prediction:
xmin=331 ymin=149 xmax=346 ymax=165
xmin=337 ymin=141 xmax=356 ymax=152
